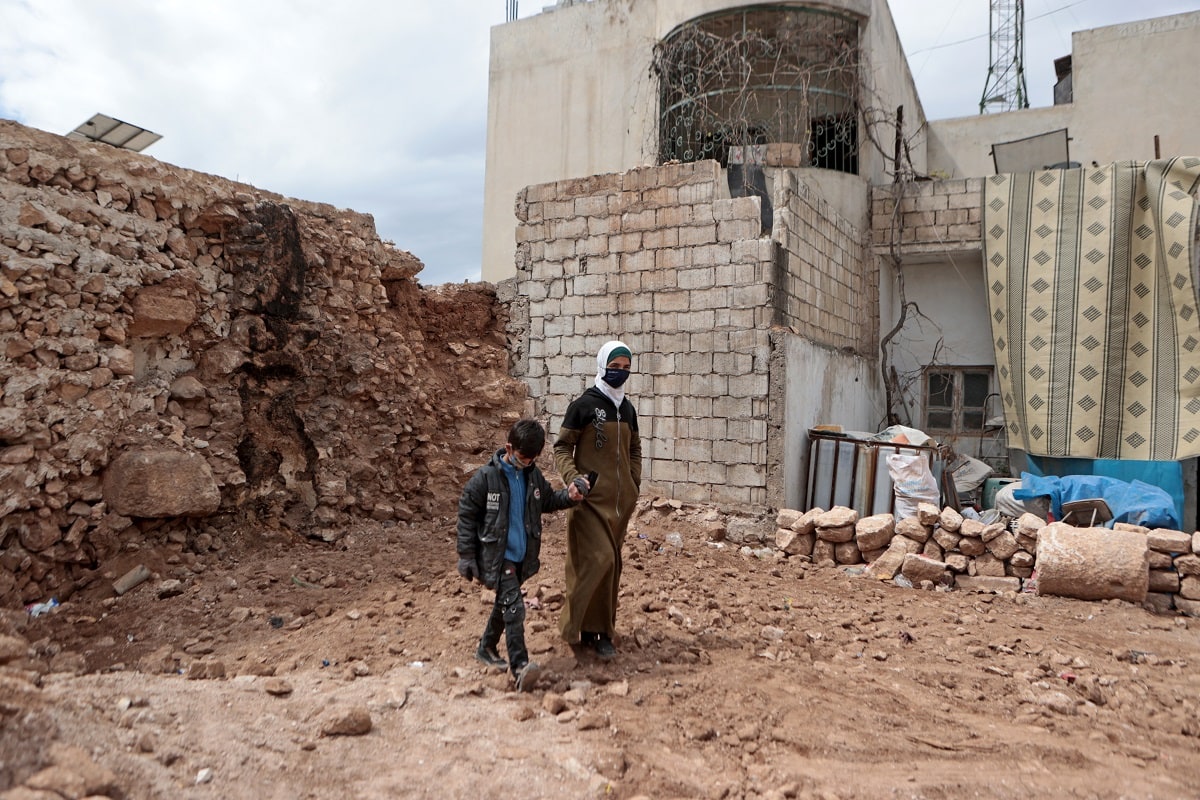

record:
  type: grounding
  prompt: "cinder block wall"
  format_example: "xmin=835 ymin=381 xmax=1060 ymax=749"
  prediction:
xmin=511 ymin=161 xmax=772 ymax=506
xmin=869 ymin=177 xmax=983 ymax=251
xmin=510 ymin=161 xmax=878 ymax=509
xmin=773 ymin=172 xmax=875 ymax=356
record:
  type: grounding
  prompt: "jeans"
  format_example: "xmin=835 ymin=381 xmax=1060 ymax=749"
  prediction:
xmin=481 ymin=561 xmax=527 ymax=673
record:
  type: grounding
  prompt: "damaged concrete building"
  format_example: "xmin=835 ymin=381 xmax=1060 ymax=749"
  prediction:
xmin=481 ymin=1 xmax=1200 ymax=526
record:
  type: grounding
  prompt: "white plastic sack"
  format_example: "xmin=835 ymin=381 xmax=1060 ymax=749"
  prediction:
xmin=886 ymin=453 xmax=940 ymax=519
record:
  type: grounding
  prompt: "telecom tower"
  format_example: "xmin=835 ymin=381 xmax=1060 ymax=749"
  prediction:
xmin=979 ymin=0 xmax=1029 ymax=114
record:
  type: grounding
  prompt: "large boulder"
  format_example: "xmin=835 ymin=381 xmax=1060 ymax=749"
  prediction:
xmin=103 ymin=447 xmax=221 ymax=517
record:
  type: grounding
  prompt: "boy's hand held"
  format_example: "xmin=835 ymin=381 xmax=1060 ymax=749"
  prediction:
xmin=457 ymin=557 xmax=479 ymax=582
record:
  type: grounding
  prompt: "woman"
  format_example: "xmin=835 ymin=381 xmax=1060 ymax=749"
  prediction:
xmin=554 ymin=340 xmax=642 ymax=659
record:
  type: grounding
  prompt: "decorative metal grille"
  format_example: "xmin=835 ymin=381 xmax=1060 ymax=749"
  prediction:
xmin=653 ymin=7 xmax=860 ymax=174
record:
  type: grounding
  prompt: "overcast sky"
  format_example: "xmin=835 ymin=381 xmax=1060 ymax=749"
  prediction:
xmin=1 ymin=0 xmax=1195 ymax=285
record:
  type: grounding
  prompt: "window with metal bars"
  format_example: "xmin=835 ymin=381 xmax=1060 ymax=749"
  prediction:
xmin=653 ymin=7 xmax=860 ymax=174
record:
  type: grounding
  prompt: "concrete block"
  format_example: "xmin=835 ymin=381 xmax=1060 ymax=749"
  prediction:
xmin=947 ymin=223 xmax=981 ymax=240
xmin=688 ymin=461 xmax=728 ymax=484
xmin=645 ymin=437 xmax=675 ymax=460
xmin=642 ymin=186 xmax=679 ymax=208
xmin=653 ymin=291 xmax=692 ymax=312
xmin=574 ymin=195 xmax=609 ymax=217
xmin=608 ymin=232 xmax=642 ymax=254
xmin=679 ymin=224 xmax=717 ymax=247
xmin=588 ymin=215 xmax=620 ymax=236
xmin=692 ymin=243 xmax=733 ymax=267
xmin=572 ymin=273 xmax=609 ymax=295
xmin=676 ymin=352 xmax=712 ymax=376
xmin=655 ymin=247 xmax=692 ymax=270
xmin=677 ymin=267 xmax=717 ymax=290
xmin=651 ymin=371 xmax=689 ymax=399
xmin=677 ymin=397 xmax=715 ymax=420
xmin=550 ymin=216 xmax=588 ymax=239
xmin=543 ymin=316 xmax=575 ymax=338
xmin=543 ymin=199 xmax=575 ymax=220
xmin=544 ymin=239 xmax=576 ymax=262
xmin=712 ymin=351 xmax=751 ymax=375
xmin=713 ymin=196 xmax=760 ymax=221
xmin=914 ymin=194 xmax=948 ymax=212
xmin=730 ymin=285 xmax=769 ymax=308
xmin=729 ymin=373 xmax=769 ymax=398
xmin=947 ymin=191 xmax=981 ymax=210
xmin=620 ymin=289 xmax=652 ymax=312
xmin=656 ymin=205 xmax=694 ymax=228
xmin=652 ymin=331 xmax=689 ymax=352
xmin=651 ymin=458 xmax=688 ymax=482
xmin=678 ymin=183 xmax=714 ymax=205
xmin=727 ymin=419 xmax=766 ymax=441
xmin=679 ymin=309 xmax=716 ymax=330
xmin=638 ymin=352 xmax=675 ymax=376
xmin=718 ymin=218 xmax=762 ymax=241
xmin=642 ymin=228 xmax=679 ymax=250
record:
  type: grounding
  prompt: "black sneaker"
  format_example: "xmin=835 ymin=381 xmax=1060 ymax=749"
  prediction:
xmin=515 ymin=661 xmax=541 ymax=692
xmin=593 ymin=635 xmax=617 ymax=660
xmin=475 ymin=643 xmax=507 ymax=670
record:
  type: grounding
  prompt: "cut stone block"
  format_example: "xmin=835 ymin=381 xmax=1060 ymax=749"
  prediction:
xmin=1036 ymin=523 xmax=1148 ymax=603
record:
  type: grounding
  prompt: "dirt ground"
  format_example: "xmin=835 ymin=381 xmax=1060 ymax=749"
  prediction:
xmin=2 ymin=495 xmax=1200 ymax=800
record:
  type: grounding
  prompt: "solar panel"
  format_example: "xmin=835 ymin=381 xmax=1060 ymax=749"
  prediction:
xmin=66 ymin=113 xmax=162 ymax=152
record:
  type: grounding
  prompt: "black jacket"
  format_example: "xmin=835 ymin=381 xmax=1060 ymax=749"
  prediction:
xmin=456 ymin=449 xmax=574 ymax=589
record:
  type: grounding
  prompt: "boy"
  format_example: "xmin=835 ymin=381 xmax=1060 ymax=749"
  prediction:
xmin=456 ymin=418 xmax=586 ymax=691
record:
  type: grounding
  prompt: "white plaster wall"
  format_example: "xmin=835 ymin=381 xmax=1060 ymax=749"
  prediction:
xmin=1068 ymin=12 xmax=1200 ymax=163
xmin=886 ymin=252 xmax=996 ymax=451
xmin=859 ymin=0 xmax=928 ymax=176
xmin=482 ymin=1 xmax=658 ymax=281
xmin=782 ymin=335 xmax=884 ymax=510
xmin=926 ymin=11 xmax=1200 ymax=179
xmin=892 ymin=252 xmax=992 ymax=375
xmin=925 ymin=106 xmax=1074 ymax=179
xmin=484 ymin=0 xmax=922 ymax=282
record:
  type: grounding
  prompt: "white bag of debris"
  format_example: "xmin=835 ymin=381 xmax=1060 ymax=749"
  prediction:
xmin=886 ymin=453 xmax=940 ymax=520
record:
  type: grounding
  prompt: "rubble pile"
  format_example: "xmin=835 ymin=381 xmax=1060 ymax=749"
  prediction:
xmin=0 ymin=119 xmax=525 ymax=607
xmin=775 ymin=504 xmax=1200 ymax=616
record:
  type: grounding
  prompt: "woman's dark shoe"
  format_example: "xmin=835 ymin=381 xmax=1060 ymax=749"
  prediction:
xmin=593 ymin=634 xmax=617 ymax=660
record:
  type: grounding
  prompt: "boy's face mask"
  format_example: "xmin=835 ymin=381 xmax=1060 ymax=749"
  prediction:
xmin=602 ymin=368 xmax=630 ymax=388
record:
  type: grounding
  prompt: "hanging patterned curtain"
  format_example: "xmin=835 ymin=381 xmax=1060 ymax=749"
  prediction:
xmin=983 ymin=157 xmax=1200 ymax=460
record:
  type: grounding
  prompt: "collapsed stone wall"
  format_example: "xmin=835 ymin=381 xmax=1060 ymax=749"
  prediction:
xmin=777 ymin=504 xmax=1200 ymax=616
xmin=0 ymin=119 xmax=525 ymax=607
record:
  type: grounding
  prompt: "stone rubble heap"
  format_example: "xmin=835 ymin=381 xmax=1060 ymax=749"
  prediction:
xmin=775 ymin=504 xmax=1200 ymax=616
xmin=0 ymin=119 xmax=524 ymax=607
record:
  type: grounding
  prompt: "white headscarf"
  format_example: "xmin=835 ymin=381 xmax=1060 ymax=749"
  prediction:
xmin=593 ymin=340 xmax=632 ymax=409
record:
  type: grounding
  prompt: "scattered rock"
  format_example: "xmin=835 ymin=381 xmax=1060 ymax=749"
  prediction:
xmin=321 ymin=706 xmax=373 ymax=737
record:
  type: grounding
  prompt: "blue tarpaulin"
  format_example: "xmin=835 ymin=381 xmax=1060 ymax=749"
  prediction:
xmin=1020 ymin=456 xmax=1185 ymax=527
xmin=1013 ymin=472 xmax=1181 ymax=529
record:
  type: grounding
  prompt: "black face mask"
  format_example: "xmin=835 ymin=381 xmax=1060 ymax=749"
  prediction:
xmin=602 ymin=368 xmax=630 ymax=388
